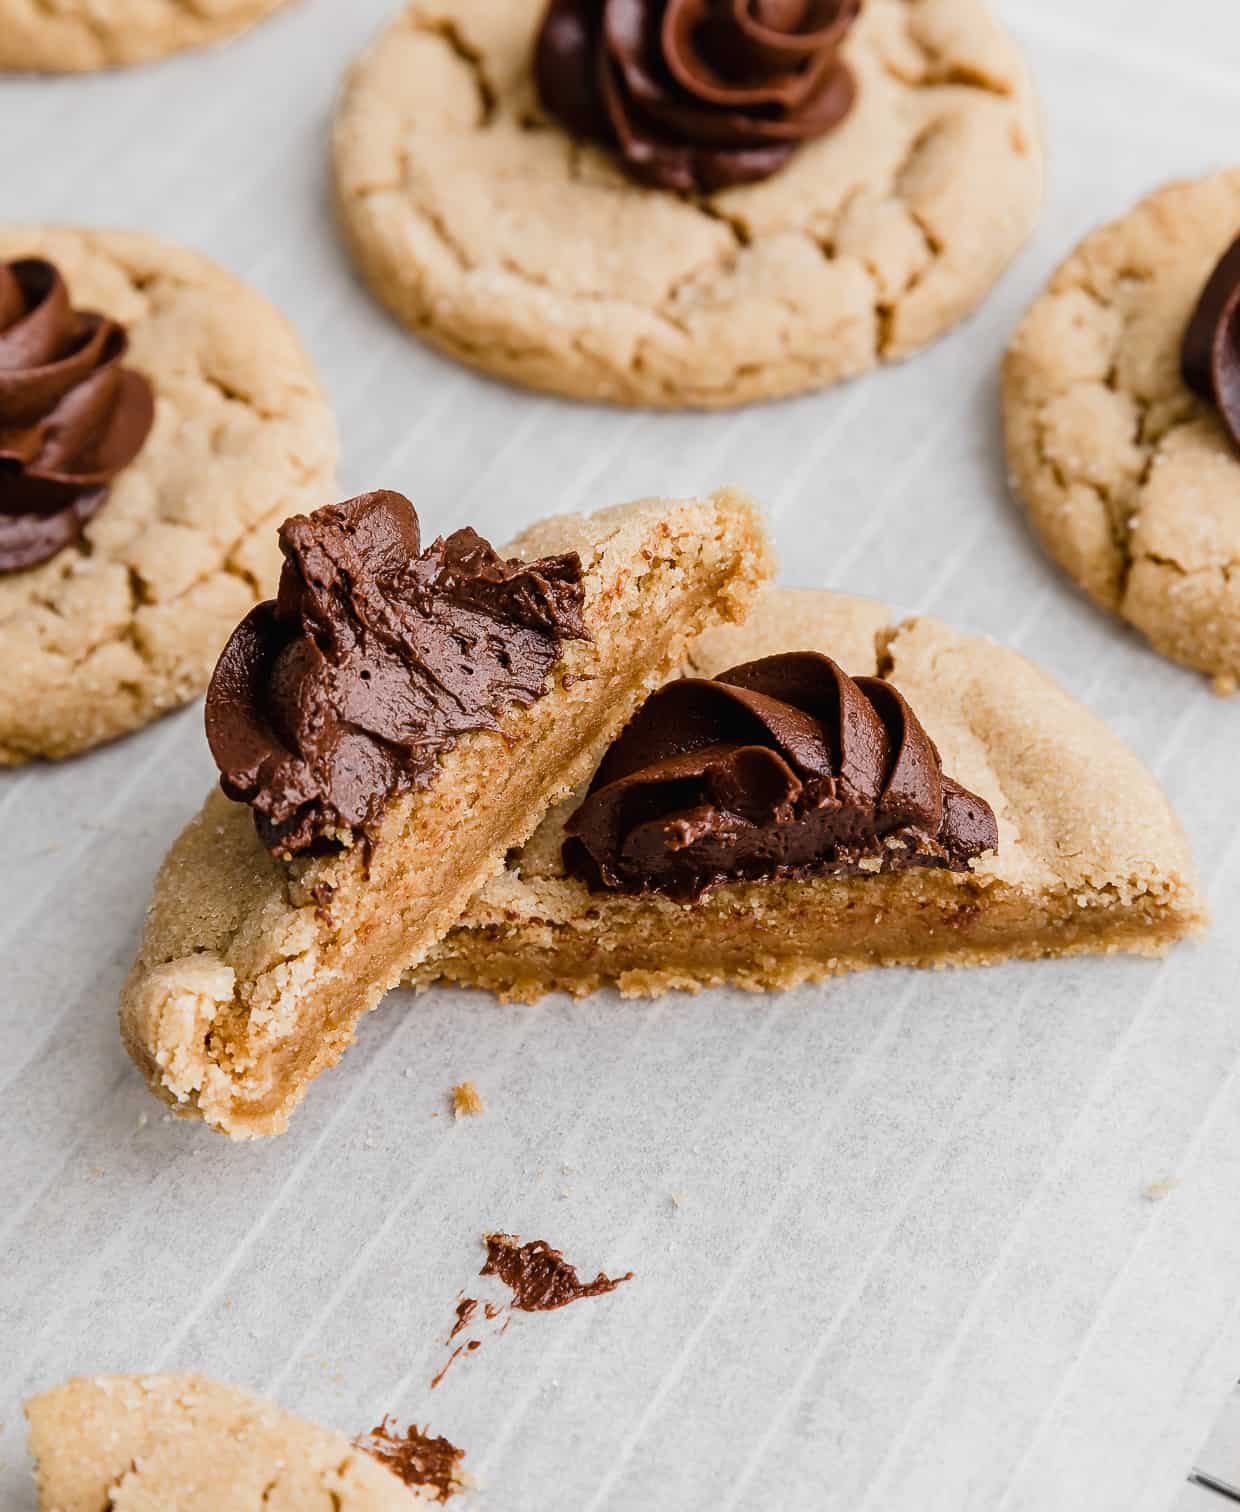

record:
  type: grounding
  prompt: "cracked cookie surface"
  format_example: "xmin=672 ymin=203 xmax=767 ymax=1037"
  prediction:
xmin=25 ymin=1374 xmax=439 ymax=1508
xmin=0 ymin=228 xmax=337 ymax=764
xmin=332 ymin=0 xmax=1043 ymax=408
xmin=1004 ymin=169 xmax=1240 ymax=686
xmin=0 ymin=0 xmax=291 ymax=72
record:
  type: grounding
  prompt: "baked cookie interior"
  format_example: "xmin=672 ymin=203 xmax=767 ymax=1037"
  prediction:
xmin=418 ymin=589 xmax=1206 ymax=1000
xmin=121 ymin=489 xmax=771 ymax=1137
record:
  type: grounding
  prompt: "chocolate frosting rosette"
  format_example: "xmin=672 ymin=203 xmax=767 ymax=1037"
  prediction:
xmin=0 ymin=258 xmax=154 ymax=574
xmin=206 ymin=490 xmax=589 ymax=859
xmin=535 ymin=0 xmax=861 ymax=192
xmin=1181 ymin=232 xmax=1240 ymax=452
xmin=564 ymin=650 xmax=998 ymax=899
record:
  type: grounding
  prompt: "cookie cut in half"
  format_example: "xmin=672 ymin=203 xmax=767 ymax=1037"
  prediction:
xmin=0 ymin=227 xmax=337 ymax=763
xmin=1004 ymin=169 xmax=1240 ymax=686
xmin=333 ymin=0 xmax=1043 ymax=408
xmin=416 ymin=589 xmax=1205 ymax=1000
xmin=25 ymin=1374 xmax=448 ymax=1509
xmin=120 ymin=487 xmax=771 ymax=1137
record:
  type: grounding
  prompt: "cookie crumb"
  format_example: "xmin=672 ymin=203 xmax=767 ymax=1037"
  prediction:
xmin=1211 ymin=673 xmax=1237 ymax=698
xmin=1142 ymin=1177 xmax=1179 ymax=1202
xmin=670 ymin=1192 xmax=687 ymax=1209
xmin=451 ymin=1081 xmax=485 ymax=1118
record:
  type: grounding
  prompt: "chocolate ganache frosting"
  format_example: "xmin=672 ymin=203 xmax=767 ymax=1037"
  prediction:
xmin=535 ymin=0 xmax=861 ymax=193
xmin=0 ymin=258 xmax=154 ymax=574
xmin=205 ymin=490 xmax=588 ymax=859
xmin=563 ymin=651 xmax=998 ymax=900
xmin=1182 ymin=232 xmax=1240 ymax=452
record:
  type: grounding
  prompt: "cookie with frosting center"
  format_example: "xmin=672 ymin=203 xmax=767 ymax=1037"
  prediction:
xmin=562 ymin=645 xmax=997 ymax=898
xmin=1003 ymin=169 xmax=1240 ymax=689
xmin=0 ymin=227 xmax=337 ymax=763
xmin=333 ymin=0 xmax=1043 ymax=408
xmin=120 ymin=487 xmax=772 ymax=1137
xmin=415 ymin=588 xmax=1205 ymax=1000
xmin=0 ymin=0 xmax=293 ymax=72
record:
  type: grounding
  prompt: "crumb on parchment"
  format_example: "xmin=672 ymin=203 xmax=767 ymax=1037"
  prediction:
xmin=1142 ymin=1177 xmax=1179 ymax=1202
xmin=451 ymin=1081 xmax=485 ymax=1118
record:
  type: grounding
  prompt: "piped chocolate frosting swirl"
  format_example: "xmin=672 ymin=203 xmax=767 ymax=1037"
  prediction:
xmin=535 ymin=0 xmax=860 ymax=193
xmin=205 ymin=490 xmax=588 ymax=859
xmin=1182 ymin=232 xmax=1240 ymax=452
xmin=0 ymin=258 xmax=154 ymax=574
xmin=563 ymin=651 xmax=997 ymax=900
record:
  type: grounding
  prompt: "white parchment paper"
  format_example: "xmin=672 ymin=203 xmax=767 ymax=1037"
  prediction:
xmin=2 ymin=4 xmax=1239 ymax=1508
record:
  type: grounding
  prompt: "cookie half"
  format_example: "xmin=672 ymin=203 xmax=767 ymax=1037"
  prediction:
xmin=333 ymin=0 xmax=1043 ymax=408
xmin=0 ymin=0 xmax=291 ymax=72
xmin=120 ymin=488 xmax=772 ymax=1138
xmin=0 ymin=228 xmax=337 ymax=763
xmin=25 ymin=1374 xmax=441 ymax=1509
xmin=1004 ymin=169 xmax=1240 ymax=686
xmin=416 ymin=588 xmax=1205 ymax=1000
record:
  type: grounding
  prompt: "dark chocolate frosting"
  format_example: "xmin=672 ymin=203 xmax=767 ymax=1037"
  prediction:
xmin=563 ymin=651 xmax=998 ymax=899
xmin=357 ymin=1417 xmax=465 ymax=1502
xmin=1182 ymin=232 xmax=1240 ymax=452
xmin=535 ymin=0 xmax=860 ymax=193
xmin=481 ymin=1232 xmax=633 ymax=1311
xmin=205 ymin=490 xmax=588 ymax=859
xmin=0 ymin=258 xmax=154 ymax=574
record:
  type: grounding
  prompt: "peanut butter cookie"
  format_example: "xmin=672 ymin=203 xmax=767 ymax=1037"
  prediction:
xmin=25 ymin=1374 xmax=445 ymax=1508
xmin=333 ymin=0 xmax=1043 ymax=407
xmin=0 ymin=0 xmax=291 ymax=72
xmin=0 ymin=228 xmax=336 ymax=763
xmin=416 ymin=587 xmax=1205 ymax=999
xmin=121 ymin=488 xmax=772 ymax=1137
xmin=1004 ymin=170 xmax=1240 ymax=686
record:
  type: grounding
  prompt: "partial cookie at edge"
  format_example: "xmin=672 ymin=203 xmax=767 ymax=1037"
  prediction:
xmin=0 ymin=0 xmax=292 ymax=72
xmin=25 ymin=1374 xmax=435 ymax=1509
xmin=1003 ymin=168 xmax=1240 ymax=683
xmin=0 ymin=226 xmax=337 ymax=763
